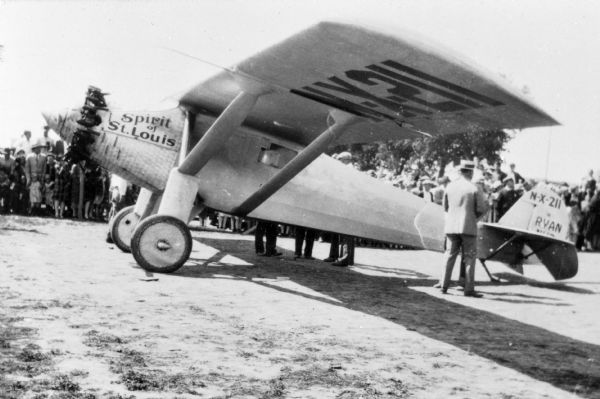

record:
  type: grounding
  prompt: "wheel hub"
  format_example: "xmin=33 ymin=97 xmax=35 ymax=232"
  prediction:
xmin=156 ymin=239 xmax=171 ymax=251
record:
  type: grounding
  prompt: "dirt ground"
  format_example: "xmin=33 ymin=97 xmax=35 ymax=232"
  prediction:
xmin=1 ymin=215 xmax=599 ymax=399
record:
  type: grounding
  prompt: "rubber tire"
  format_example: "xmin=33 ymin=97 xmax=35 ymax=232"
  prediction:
xmin=110 ymin=205 xmax=138 ymax=253
xmin=131 ymin=214 xmax=192 ymax=274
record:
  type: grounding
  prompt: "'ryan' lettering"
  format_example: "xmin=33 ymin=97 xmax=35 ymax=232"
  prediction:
xmin=534 ymin=216 xmax=562 ymax=234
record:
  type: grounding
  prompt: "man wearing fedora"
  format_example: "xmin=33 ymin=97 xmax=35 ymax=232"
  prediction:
xmin=496 ymin=176 xmax=520 ymax=219
xmin=440 ymin=160 xmax=488 ymax=297
xmin=25 ymin=139 xmax=47 ymax=215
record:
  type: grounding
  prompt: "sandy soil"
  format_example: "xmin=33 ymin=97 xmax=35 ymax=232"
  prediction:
xmin=1 ymin=215 xmax=599 ymax=399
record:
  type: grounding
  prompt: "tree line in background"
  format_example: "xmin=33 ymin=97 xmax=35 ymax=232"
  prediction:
xmin=330 ymin=129 xmax=512 ymax=177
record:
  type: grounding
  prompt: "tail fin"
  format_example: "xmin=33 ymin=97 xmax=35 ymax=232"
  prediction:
xmin=498 ymin=184 xmax=569 ymax=242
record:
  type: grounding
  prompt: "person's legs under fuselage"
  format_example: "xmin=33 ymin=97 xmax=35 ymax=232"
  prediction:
xmin=441 ymin=234 xmax=462 ymax=292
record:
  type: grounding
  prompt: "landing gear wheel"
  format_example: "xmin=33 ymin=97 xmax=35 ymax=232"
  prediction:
xmin=131 ymin=215 xmax=192 ymax=274
xmin=110 ymin=205 xmax=139 ymax=253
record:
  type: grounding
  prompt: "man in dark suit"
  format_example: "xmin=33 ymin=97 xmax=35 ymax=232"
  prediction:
xmin=496 ymin=177 xmax=520 ymax=219
xmin=440 ymin=160 xmax=488 ymax=297
xmin=255 ymin=220 xmax=281 ymax=257
xmin=294 ymin=226 xmax=316 ymax=260
xmin=508 ymin=163 xmax=524 ymax=184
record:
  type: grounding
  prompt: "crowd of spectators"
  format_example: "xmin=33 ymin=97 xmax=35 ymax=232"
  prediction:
xmin=0 ymin=128 xmax=120 ymax=221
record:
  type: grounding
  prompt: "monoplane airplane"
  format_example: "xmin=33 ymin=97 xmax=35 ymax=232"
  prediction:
xmin=42 ymin=21 xmax=577 ymax=280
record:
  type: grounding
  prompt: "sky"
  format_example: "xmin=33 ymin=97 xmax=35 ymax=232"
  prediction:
xmin=1 ymin=0 xmax=599 ymax=183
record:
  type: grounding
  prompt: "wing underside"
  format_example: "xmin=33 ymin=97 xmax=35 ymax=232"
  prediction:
xmin=179 ymin=21 xmax=558 ymax=147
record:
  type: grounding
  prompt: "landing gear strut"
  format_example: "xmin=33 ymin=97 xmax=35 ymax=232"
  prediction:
xmin=130 ymin=89 xmax=266 ymax=273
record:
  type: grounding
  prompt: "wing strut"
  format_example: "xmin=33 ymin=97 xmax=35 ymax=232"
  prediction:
xmin=178 ymin=110 xmax=193 ymax=166
xmin=178 ymin=90 xmax=265 ymax=176
xmin=233 ymin=110 xmax=358 ymax=216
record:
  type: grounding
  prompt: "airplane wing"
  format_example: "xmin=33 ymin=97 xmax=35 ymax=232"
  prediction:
xmin=179 ymin=21 xmax=559 ymax=146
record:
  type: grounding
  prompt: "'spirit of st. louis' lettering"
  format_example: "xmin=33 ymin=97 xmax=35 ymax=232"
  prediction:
xmin=106 ymin=113 xmax=176 ymax=147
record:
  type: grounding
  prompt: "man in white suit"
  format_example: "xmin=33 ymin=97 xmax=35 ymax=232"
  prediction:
xmin=440 ymin=160 xmax=488 ymax=297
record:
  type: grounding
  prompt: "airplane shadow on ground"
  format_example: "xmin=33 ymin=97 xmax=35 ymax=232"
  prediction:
xmin=145 ymin=237 xmax=600 ymax=398
xmin=491 ymin=272 xmax=596 ymax=294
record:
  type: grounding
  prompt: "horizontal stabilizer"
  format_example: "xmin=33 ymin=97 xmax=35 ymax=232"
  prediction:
xmin=532 ymin=241 xmax=578 ymax=280
xmin=477 ymin=223 xmax=578 ymax=280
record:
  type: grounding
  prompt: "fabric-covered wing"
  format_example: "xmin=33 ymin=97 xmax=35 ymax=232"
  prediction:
xmin=179 ymin=21 xmax=558 ymax=146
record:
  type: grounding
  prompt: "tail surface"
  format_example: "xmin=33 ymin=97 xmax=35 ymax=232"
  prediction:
xmin=498 ymin=184 xmax=569 ymax=241
xmin=477 ymin=184 xmax=577 ymax=280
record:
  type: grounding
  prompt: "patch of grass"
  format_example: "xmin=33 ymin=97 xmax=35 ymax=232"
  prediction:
xmin=17 ymin=343 xmax=49 ymax=362
xmin=118 ymin=368 xmax=207 ymax=393
xmin=4 ymin=378 xmax=33 ymax=397
xmin=279 ymin=365 xmax=353 ymax=388
xmin=49 ymin=348 xmax=64 ymax=356
xmin=162 ymin=372 xmax=207 ymax=393
xmin=336 ymin=388 xmax=383 ymax=399
xmin=221 ymin=378 xmax=264 ymax=398
xmin=120 ymin=369 xmax=162 ymax=391
xmin=256 ymin=367 xmax=412 ymax=398
xmin=49 ymin=374 xmax=81 ymax=392
xmin=111 ymin=348 xmax=147 ymax=372
xmin=104 ymin=343 xmax=207 ymax=394
xmin=261 ymin=378 xmax=286 ymax=398
xmin=48 ymin=392 xmax=97 ymax=399
xmin=0 ymin=337 xmax=11 ymax=348
xmin=83 ymin=330 xmax=126 ymax=349
xmin=69 ymin=369 xmax=90 ymax=378
xmin=189 ymin=305 xmax=207 ymax=315
xmin=0 ymin=323 xmax=34 ymax=341
xmin=387 ymin=378 xmax=410 ymax=398
xmin=237 ymin=350 xmax=256 ymax=359
xmin=335 ymin=382 xmax=409 ymax=399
